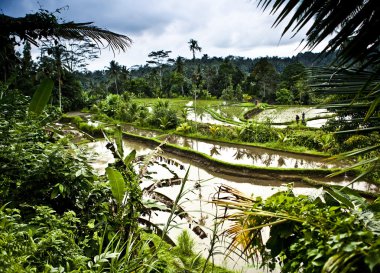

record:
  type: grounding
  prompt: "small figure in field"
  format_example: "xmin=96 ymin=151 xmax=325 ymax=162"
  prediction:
xmin=296 ymin=114 xmax=300 ymax=124
xmin=255 ymin=99 xmax=258 ymax=106
xmin=302 ymin=112 xmax=306 ymax=125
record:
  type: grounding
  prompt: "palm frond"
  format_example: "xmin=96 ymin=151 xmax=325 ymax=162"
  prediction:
xmin=258 ymin=0 xmax=380 ymax=68
xmin=0 ymin=12 xmax=132 ymax=53
xmin=309 ymin=67 xmax=380 ymax=132
xmin=213 ymin=185 xmax=305 ymax=261
xmin=57 ymin=22 xmax=132 ymax=52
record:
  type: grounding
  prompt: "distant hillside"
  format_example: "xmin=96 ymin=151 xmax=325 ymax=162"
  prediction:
xmin=129 ymin=51 xmax=336 ymax=77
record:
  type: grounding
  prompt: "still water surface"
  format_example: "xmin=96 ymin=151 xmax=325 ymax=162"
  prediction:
xmin=85 ymin=138 xmax=365 ymax=273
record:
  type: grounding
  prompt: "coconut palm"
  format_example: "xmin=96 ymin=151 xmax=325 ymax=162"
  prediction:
xmin=0 ymin=10 xmax=132 ymax=81
xmin=106 ymin=60 xmax=122 ymax=94
xmin=259 ymin=0 xmax=380 ymax=182
xmin=188 ymin=39 xmax=202 ymax=128
xmin=258 ymin=0 xmax=379 ymax=69
xmin=188 ymin=39 xmax=202 ymax=60
xmin=212 ymin=2 xmax=380 ymax=271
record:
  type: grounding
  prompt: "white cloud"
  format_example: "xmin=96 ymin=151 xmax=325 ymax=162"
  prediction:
xmin=1 ymin=0 xmax=326 ymax=70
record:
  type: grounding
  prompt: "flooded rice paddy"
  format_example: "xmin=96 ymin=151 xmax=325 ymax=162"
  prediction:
xmin=162 ymin=135 xmax=338 ymax=169
xmin=84 ymin=137 xmax=377 ymax=273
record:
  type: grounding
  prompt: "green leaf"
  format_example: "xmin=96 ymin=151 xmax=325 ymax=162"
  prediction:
xmin=124 ymin=149 xmax=136 ymax=166
xmin=51 ymin=187 xmax=59 ymax=199
xmin=106 ymin=167 xmax=126 ymax=206
xmin=115 ymin=125 xmax=123 ymax=158
xmin=142 ymin=199 xmax=168 ymax=211
xmin=364 ymin=96 xmax=380 ymax=122
xmin=324 ymin=188 xmax=354 ymax=209
xmin=365 ymin=252 xmax=380 ymax=272
xmin=87 ymin=219 xmax=95 ymax=229
xmin=58 ymin=183 xmax=64 ymax=193
xmin=28 ymin=78 xmax=54 ymax=115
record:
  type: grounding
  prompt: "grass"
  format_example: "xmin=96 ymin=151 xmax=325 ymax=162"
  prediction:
xmin=131 ymin=98 xmax=245 ymax=115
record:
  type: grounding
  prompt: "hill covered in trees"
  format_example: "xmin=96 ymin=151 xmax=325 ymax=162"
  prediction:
xmin=77 ymin=51 xmax=335 ymax=108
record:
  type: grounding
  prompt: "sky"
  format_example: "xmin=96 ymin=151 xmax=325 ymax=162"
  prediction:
xmin=1 ymin=0 xmax=326 ymax=71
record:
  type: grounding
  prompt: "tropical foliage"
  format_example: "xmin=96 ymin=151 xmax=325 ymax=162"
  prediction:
xmin=214 ymin=185 xmax=380 ymax=273
xmin=210 ymin=1 xmax=380 ymax=272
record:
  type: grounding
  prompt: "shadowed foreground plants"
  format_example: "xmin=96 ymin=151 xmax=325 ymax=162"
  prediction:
xmin=213 ymin=184 xmax=380 ymax=273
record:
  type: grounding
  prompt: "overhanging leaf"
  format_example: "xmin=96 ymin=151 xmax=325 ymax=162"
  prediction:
xmin=28 ymin=78 xmax=54 ymax=115
xmin=115 ymin=125 xmax=123 ymax=158
xmin=324 ymin=188 xmax=354 ymax=209
xmin=106 ymin=167 xmax=126 ymax=206
xmin=124 ymin=149 xmax=136 ymax=166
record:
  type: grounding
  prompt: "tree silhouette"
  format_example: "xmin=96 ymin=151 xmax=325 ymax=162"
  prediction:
xmin=188 ymin=39 xmax=202 ymax=60
xmin=0 ymin=10 xmax=132 ymax=81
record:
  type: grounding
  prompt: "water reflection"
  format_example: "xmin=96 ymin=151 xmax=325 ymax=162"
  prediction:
xmin=84 ymin=138 xmax=379 ymax=273
xmin=162 ymin=135 xmax=338 ymax=169
xmin=278 ymin=157 xmax=286 ymax=167
xmin=232 ymin=148 xmax=245 ymax=160
xmin=210 ymin=145 xmax=221 ymax=156
xmin=121 ymin=124 xmax=159 ymax=138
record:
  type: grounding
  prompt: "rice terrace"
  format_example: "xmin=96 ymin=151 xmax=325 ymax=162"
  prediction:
xmin=1 ymin=0 xmax=379 ymax=272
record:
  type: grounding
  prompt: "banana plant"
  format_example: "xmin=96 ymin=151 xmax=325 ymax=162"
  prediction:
xmin=28 ymin=78 xmax=54 ymax=116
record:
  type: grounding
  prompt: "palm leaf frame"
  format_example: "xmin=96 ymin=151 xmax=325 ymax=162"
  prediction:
xmin=0 ymin=10 xmax=132 ymax=67
xmin=257 ymin=0 xmax=380 ymax=183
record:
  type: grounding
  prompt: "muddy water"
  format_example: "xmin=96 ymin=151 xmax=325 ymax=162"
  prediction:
xmin=84 ymin=138 xmax=377 ymax=273
xmin=162 ymin=135 xmax=338 ymax=169
xmin=85 ymin=139 xmax=320 ymax=272
xmin=121 ymin=124 xmax=160 ymax=138
xmin=187 ymin=108 xmax=233 ymax=126
xmin=252 ymin=107 xmax=334 ymax=128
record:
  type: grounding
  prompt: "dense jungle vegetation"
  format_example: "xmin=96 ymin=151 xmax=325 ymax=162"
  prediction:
xmin=1 ymin=0 xmax=380 ymax=272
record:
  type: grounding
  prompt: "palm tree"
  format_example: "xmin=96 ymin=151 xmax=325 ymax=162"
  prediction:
xmin=188 ymin=39 xmax=202 ymax=128
xmin=0 ymin=10 xmax=132 ymax=81
xmin=106 ymin=60 xmax=122 ymax=94
xmin=174 ymin=56 xmax=185 ymax=96
xmin=213 ymin=2 xmax=380 ymax=271
xmin=188 ymin=39 xmax=202 ymax=60
xmin=258 ymin=0 xmax=379 ymax=69
xmin=259 ymin=0 xmax=380 ymax=182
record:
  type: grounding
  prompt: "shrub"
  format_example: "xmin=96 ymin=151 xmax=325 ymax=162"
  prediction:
xmin=215 ymin=186 xmax=380 ymax=273
xmin=148 ymin=100 xmax=179 ymax=129
xmin=0 ymin=206 xmax=87 ymax=272
xmin=176 ymin=122 xmax=193 ymax=133
xmin=275 ymin=88 xmax=293 ymax=104
xmin=289 ymin=130 xmax=324 ymax=151
xmin=341 ymin=133 xmax=378 ymax=152
xmin=238 ymin=122 xmax=278 ymax=143
xmin=176 ymin=230 xmax=195 ymax=256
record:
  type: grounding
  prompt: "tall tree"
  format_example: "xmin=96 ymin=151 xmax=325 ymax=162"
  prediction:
xmin=188 ymin=39 xmax=202 ymax=60
xmin=15 ymin=41 xmax=36 ymax=96
xmin=40 ymin=41 xmax=66 ymax=110
xmin=280 ymin=62 xmax=308 ymax=104
xmin=147 ymin=50 xmax=171 ymax=93
xmin=106 ymin=60 xmax=122 ymax=94
xmin=209 ymin=59 xmax=244 ymax=97
xmin=61 ymin=38 xmax=99 ymax=72
xmin=188 ymin=39 xmax=201 ymax=127
xmin=174 ymin=56 xmax=185 ymax=96
xmin=250 ymin=59 xmax=279 ymax=101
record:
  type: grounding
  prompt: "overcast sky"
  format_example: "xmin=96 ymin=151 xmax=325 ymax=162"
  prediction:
xmin=1 ymin=0 xmax=326 ymax=71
